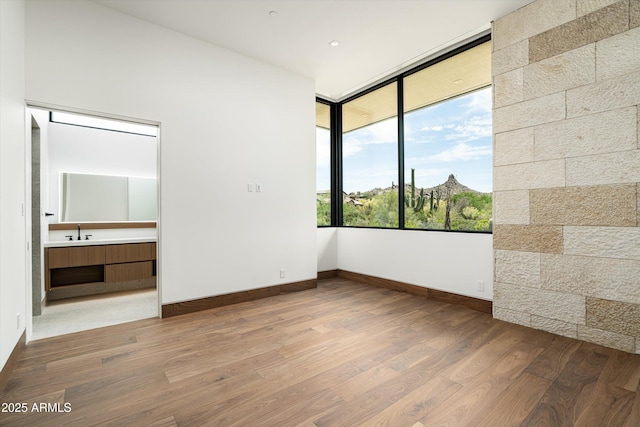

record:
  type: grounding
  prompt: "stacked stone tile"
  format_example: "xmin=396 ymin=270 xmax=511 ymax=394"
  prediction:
xmin=492 ymin=0 xmax=640 ymax=352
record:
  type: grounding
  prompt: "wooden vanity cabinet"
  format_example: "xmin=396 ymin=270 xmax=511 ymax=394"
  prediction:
xmin=45 ymin=242 xmax=156 ymax=300
xmin=46 ymin=246 xmax=106 ymax=289
xmin=48 ymin=245 xmax=106 ymax=269
xmin=105 ymin=262 xmax=153 ymax=282
xmin=105 ymin=243 xmax=154 ymax=283
xmin=106 ymin=243 xmax=154 ymax=264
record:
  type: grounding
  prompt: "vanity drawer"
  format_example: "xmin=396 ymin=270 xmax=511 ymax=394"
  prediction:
xmin=106 ymin=243 xmax=154 ymax=264
xmin=48 ymin=246 xmax=106 ymax=268
xmin=105 ymin=261 xmax=153 ymax=282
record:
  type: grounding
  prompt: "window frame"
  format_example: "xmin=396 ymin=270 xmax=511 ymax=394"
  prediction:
xmin=318 ymin=34 xmax=492 ymax=234
xmin=315 ymin=98 xmax=339 ymax=227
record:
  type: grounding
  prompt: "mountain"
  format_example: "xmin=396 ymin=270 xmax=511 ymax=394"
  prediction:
xmin=344 ymin=174 xmax=489 ymax=200
xmin=416 ymin=174 xmax=488 ymax=197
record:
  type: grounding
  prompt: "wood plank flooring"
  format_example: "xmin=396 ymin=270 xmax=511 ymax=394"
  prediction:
xmin=2 ymin=277 xmax=640 ymax=426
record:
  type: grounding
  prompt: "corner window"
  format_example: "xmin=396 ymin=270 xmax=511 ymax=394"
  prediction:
xmin=342 ymin=82 xmax=398 ymax=228
xmin=316 ymin=101 xmax=332 ymax=226
xmin=319 ymin=36 xmax=492 ymax=232
xmin=403 ymin=40 xmax=492 ymax=231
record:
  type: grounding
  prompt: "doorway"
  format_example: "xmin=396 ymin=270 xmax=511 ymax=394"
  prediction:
xmin=27 ymin=106 xmax=161 ymax=341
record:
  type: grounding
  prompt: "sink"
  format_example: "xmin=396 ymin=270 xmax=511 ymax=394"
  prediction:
xmin=44 ymin=237 xmax=157 ymax=248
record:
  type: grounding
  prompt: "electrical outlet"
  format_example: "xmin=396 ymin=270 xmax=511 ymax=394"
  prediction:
xmin=256 ymin=184 xmax=262 ymax=192
xmin=280 ymin=269 xmax=285 ymax=278
xmin=477 ymin=280 xmax=485 ymax=292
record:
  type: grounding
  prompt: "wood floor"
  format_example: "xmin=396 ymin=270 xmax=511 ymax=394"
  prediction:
xmin=2 ymin=278 xmax=640 ymax=426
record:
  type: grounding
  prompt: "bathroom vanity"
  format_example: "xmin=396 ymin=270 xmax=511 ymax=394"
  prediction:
xmin=44 ymin=238 xmax=157 ymax=301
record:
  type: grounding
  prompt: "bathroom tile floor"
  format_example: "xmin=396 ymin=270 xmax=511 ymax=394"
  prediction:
xmin=31 ymin=289 xmax=158 ymax=341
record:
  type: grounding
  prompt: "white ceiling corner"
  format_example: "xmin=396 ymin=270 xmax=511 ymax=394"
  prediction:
xmin=93 ymin=0 xmax=534 ymax=101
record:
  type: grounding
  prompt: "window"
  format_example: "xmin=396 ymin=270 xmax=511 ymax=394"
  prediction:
xmin=50 ymin=111 xmax=157 ymax=137
xmin=319 ymin=36 xmax=492 ymax=232
xmin=316 ymin=101 xmax=332 ymax=225
xmin=342 ymin=82 xmax=398 ymax=227
xmin=403 ymin=41 xmax=492 ymax=231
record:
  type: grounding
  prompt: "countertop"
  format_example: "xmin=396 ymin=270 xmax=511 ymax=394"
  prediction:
xmin=44 ymin=237 xmax=157 ymax=248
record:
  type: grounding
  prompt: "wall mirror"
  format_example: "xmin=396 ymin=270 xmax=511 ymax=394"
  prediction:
xmin=60 ymin=172 xmax=157 ymax=222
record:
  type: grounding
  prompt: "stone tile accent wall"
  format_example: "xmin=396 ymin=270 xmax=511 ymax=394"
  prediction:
xmin=632 ymin=0 xmax=640 ymax=26
xmin=494 ymin=225 xmax=563 ymax=253
xmin=578 ymin=0 xmax=622 ymax=16
xmin=529 ymin=185 xmax=637 ymax=226
xmin=493 ymin=0 xmax=640 ymax=353
xmin=528 ymin=1 xmax=629 ymax=62
xmin=533 ymin=107 xmax=637 ymax=161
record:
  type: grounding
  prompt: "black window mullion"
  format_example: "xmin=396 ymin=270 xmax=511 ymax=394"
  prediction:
xmin=333 ymin=102 xmax=343 ymax=226
xmin=397 ymin=78 xmax=405 ymax=230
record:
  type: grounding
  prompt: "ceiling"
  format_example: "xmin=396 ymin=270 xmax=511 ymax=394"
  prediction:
xmin=94 ymin=0 xmax=534 ymax=101
xmin=341 ymin=40 xmax=491 ymax=132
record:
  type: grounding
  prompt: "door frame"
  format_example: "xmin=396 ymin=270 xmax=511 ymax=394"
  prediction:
xmin=25 ymin=102 xmax=162 ymax=342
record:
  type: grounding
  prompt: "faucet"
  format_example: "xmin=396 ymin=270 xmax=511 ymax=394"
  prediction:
xmin=77 ymin=224 xmax=81 ymax=240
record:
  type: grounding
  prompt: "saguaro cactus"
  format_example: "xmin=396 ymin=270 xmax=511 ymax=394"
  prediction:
xmin=405 ymin=168 xmax=426 ymax=212
xmin=444 ymin=181 xmax=453 ymax=230
xmin=429 ymin=187 xmax=439 ymax=212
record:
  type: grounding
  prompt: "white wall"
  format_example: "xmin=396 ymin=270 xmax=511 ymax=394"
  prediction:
xmin=46 ymin=121 xmax=157 ymax=224
xmin=317 ymin=227 xmax=338 ymax=272
xmin=25 ymin=0 xmax=317 ymax=305
xmin=338 ymin=228 xmax=493 ymax=300
xmin=0 ymin=0 xmax=26 ymax=372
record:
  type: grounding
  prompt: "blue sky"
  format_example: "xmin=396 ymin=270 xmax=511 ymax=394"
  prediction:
xmin=317 ymin=86 xmax=492 ymax=194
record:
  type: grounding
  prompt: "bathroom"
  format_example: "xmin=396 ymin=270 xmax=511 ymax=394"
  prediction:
xmin=29 ymin=107 xmax=159 ymax=339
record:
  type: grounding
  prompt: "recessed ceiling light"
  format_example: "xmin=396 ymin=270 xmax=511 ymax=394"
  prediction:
xmin=453 ymin=79 xmax=464 ymax=84
xmin=329 ymin=40 xmax=341 ymax=47
xmin=268 ymin=10 xmax=278 ymax=17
